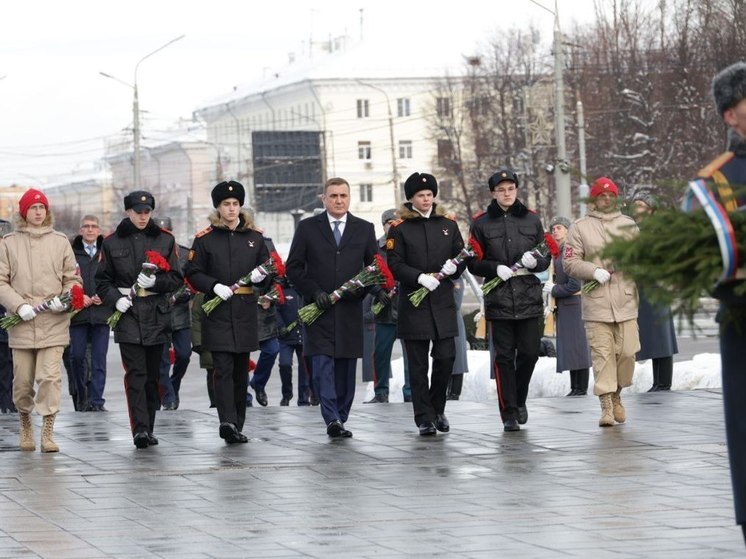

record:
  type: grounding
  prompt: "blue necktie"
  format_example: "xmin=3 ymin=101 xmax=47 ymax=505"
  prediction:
xmin=86 ymin=245 xmax=96 ymax=258
xmin=333 ymin=220 xmax=342 ymax=246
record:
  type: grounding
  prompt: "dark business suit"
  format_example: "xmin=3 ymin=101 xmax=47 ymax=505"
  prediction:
xmin=286 ymin=211 xmax=377 ymax=428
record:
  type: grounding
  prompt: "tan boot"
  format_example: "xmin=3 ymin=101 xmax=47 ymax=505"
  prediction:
xmin=41 ymin=414 xmax=59 ymax=453
xmin=611 ymin=387 xmax=626 ymax=423
xmin=19 ymin=412 xmax=36 ymax=451
xmin=598 ymin=393 xmax=614 ymax=427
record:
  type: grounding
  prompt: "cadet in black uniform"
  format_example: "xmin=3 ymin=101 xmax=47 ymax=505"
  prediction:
xmin=95 ymin=191 xmax=182 ymax=449
xmin=186 ymin=181 xmax=269 ymax=444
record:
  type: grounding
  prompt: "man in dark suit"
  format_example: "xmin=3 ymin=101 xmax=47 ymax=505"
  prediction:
xmin=286 ymin=177 xmax=378 ymax=438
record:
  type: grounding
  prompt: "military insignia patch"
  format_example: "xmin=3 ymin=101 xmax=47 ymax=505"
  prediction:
xmin=564 ymin=246 xmax=573 ymax=259
xmin=442 ymin=229 xmax=449 ymax=236
xmin=386 ymin=238 xmax=395 ymax=250
xmin=188 ymin=249 xmax=196 ymax=261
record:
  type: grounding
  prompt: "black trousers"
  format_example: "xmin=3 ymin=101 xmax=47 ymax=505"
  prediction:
xmin=490 ymin=317 xmax=542 ymax=421
xmin=212 ymin=351 xmax=250 ymax=432
xmin=119 ymin=343 xmax=163 ymax=436
xmin=403 ymin=338 xmax=455 ymax=426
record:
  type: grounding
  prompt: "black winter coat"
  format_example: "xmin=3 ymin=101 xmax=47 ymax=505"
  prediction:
xmin=468 ymin=199 xmax=550 ymax=320
xmin=386 ymin=203 xmax=465 ymax=340
xmin=71 ymin=234 xmax=110 ymax=326
xmin=256 ymin=237 xmax=279 ymax=343
xmin=186 ymin=213 xmax=269 ymax=353
xmin=95 ymin=219 xmax=182 ymax=345
xmin=286 ymin=211 xmax=377 ymax=358
xmin=276 ymin=282 xmax=303 ymax=347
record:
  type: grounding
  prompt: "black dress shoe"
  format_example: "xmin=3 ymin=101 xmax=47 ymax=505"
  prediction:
xmin=435 ymin=414 xmax=450 ymax=432
xmin=419 ymin=422 xmax=437 ymax=436
xmin=327 ymin=420 xmax=345 ymax=438
xmin=364 ymin=393 xmax=388 ymax=404
xmin=280 ymin=398 xmax=290 ymax=406
xmin=235 ymin=432 xmax=249 ymax=443
xmin=340 ymin=424 xmax=353 ymax=438
xmin=133 ymin=432 xmax=150 ymax=449
xmin=446 ymin=393 xmax=460 ymax=401
xmin=147 ymin=433 xmax=159 ymax=445
xmin=219 ymin=422 xmax=242 ymax=444
xmin=255 ymin=389 xmax=268 ymax=407
xmin=518 ymin=405 xmax=528 ymax=425
xmin=310 ymin=394 xmax=320 ymax=406
xmin=503 ymin=419 xmax=520 ymax=432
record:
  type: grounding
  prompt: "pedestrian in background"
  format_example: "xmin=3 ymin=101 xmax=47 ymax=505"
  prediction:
xmin=630 ymin=194 xmax=678 ymax=392
xmin=563 ymin=177 xmax=640 ymax=428
xmin=154 ymin=216 xmax=192 ymax=411
xmin=96 ymin=191 xmax=182 ymax=449
xmin=544 ymin=216 xmax=592 ymax=396
xmin=69 ymin=214 xmax=110 ymax=412
xmin=0 ymin=189 xmax=82 ymax=452
xmin=0 ymin=219 xmax=15 ymax=415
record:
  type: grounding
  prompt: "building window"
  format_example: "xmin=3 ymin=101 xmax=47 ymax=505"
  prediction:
xmin=437 ymin=139 xmax=454 ymax=167
xmin=436 ymin=97 xmax=451 ymax=117
xmin=357 ymin=99 xmax=369 ymax=118
xmin=360 ymin=183 xmax=373 ymax=202
xmin=399 ymin=140 xmax=413 ymax=159
xmin=397 ymin=98 xmax=411 ymax=117
xmin=358 ymin=141 xmax=372 ymax=160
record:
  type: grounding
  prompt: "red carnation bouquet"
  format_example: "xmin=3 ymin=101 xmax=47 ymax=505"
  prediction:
xmin=298 ymin=254 xmax=394 ymax=325
xmin=258 ymin=282 xmax=287 ymax=306
xmin=0 ymin=284 xmax=86 ymax=330
xmin=107 ymin=250 xmax=171 ymax=328
xmin=482 ymin=233 xmax=559 ymax=295
xmin=408 ymin=237 xmax=484 ymax=307
xmin=202 ymin=251 xmax=285 ymax=315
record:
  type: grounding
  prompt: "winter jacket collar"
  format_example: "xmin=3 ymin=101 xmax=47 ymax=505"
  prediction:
xmin=486 ymin=198 xmax=529 ymax=218
xmin=115 ymin=218 xmax=162 ymax=238
xmin=728 ymin=129 xmax=746 ymax=157
xmin=586 ymin=207 xmax=623 ymax=221
xmin=13 ymin=223 xmax=55 ymax=238
xmin=207 ymin=209 xmax=256 ymax=232
xmin=398 ymin=202 xmax=448 ymax=220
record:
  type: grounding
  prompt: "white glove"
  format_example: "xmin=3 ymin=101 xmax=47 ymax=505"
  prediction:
xmin=417 ymin=274 xmax=440 ymax=292
xmin=521 ymin=251 xmax=538 ymax=269
xmin=496 ymin=265 xmax=514 ymax=282
xmin=440 ymin=260 xmax=457 ymax=276
xmin=213 ymin=283 xmax=234 ymax=301
xmin=48 ymin=296 xmax=67 ymax=313
xmin=542 ymin=282 xmax=554 ymax=295
xmin=250 ymin=268 xmax=267 ymax=284
xmin=473 ymin=310 xmax=483 ymax=324
xmin=593 ymin=268 xmax=611 ymax=284
xmin=17 ymin=304 xmax=36 ymax=322
xmin=115 ymin=297 xmax=133 ymax=313
xmin=136 ymin=272 xmax=156 ymax=289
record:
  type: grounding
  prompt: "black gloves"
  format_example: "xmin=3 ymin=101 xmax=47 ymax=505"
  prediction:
xmin=314 ymin=292 xmax=333 ymax=310
xmin=374 ymin=290 xmax=391 ymax=306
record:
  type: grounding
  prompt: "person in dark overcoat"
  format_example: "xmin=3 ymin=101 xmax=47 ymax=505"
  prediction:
xmin=286 ymin=177 xmax=377 ymax=438
xmin=468 ymin=168 xmax=550 ymax=432
xmin=630 ymin=195 xmax=679 ymax=391
xmin=275 ymin=278 xmax=313 ymax=405
xmin=95 ymin=191 xmax=182 ymax=449
xmin=186 ymin=181 xmax=269 ymax=444
xmin=70 ymin=214 xmax=110 ymax=412
xmin=544 ymin=216 xmax=592 ymax=396
xmin=386 ymin=172 xmax=465 ymax=435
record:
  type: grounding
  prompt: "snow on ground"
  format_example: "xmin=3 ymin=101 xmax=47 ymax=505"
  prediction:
xmin=367 ymin=351 xmax=722 ymax=403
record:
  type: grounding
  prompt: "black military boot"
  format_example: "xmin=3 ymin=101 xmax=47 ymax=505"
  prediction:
xmin=575 ymin=369 xmax=589 ymax=396
xmin=566 ymin=371 xmax=577 ymax=396
xmin=647 ymin=368 xmax=660 ymax=392
xmin=655 ymin=357 xmax=673 ymax=391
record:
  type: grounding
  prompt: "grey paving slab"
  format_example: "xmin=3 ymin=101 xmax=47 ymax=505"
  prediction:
xmin=0 ymin=348 xmax=743 ymax=558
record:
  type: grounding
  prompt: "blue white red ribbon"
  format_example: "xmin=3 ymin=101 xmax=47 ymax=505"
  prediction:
xmin=682 ymin=179 xmax=739 ymax=280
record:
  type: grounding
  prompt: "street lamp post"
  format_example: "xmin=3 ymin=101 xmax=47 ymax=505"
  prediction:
xmin=528 ymin=0 xmax=572 ymax=218
xmin=100 ymin=34 xmax=185 ymax=188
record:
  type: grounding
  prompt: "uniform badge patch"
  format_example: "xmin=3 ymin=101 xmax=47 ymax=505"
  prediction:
xmin=386 ymin=238 xmax=395 ymax=250
xmin=443 ymin=229 xmax=449 ymax=236
xmin=564 ymin=246 xmax=573 ymax=259
xmin=248 ymin=241 xmax=254 ymax=247
xmin=188 ymin=249 xmax=196 ymax=261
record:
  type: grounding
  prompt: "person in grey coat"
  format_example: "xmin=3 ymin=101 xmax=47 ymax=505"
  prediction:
xmin=631 ymin=194 xmax=678 ymax=391
xmin=544 ymin=216 xmax=592 ymax=396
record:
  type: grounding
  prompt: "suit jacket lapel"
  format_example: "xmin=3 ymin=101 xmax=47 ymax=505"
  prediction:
xmin=316 ymin=212 xmax=337 ymax=248
xmin=338 ymin=214 xmax=356 ymax=249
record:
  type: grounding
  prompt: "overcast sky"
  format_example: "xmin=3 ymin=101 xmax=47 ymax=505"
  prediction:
xmin=0 ymin=0 xmax=602 ymax=186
